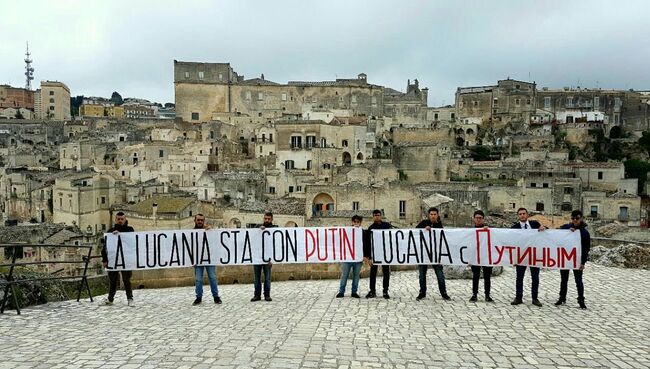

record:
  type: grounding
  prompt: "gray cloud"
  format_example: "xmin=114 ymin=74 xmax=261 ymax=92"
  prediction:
xmin=1 ymin=0 xmax=648 ymax=106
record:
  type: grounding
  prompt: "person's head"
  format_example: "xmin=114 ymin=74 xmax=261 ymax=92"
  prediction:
xmin=473 ymin=210 xmax=485 ymax=226
xmin=263 ymin=211 xmax=273 ymax=225
xmin=194 ymin=213 xmax=206 ymax=228
xmin=372 ymin=209 xmax=382 ymax=223
xmin=570 ymin=210 xmax=583 ymax=226
xmin=427 ymin=207 xmax=439 ymax=223
xmin=517 ymin=208 xmax=529 ymax=222
xmin=115 ymin=211 xmax=126 ymax=226
xmin=351 ymin=215 xmax=362 ymax=227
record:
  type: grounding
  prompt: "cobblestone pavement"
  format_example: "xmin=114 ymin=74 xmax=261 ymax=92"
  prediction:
xmin=1 ymin=265 xmax=648 ymax=369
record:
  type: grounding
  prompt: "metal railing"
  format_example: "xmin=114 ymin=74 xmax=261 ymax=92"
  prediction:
xmin=0 ymin=244 xmax=95 ymax=315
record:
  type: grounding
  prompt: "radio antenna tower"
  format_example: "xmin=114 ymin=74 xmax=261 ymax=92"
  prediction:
xmin=25 ymin=42 xmax=34 ymax=90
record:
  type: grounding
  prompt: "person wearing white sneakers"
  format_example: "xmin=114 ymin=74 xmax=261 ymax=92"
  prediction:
xmin=100 ymin=212 xmax=135 ymax=307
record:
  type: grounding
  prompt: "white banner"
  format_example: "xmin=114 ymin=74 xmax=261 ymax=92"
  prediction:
xmin=105 ymin=227 xmax=363 ymax=271
xmin=371 ymin=228 xmax=581 ymax=269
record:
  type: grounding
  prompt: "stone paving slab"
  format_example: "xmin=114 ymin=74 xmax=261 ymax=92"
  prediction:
xmin=1 ymin=265 xmax=648 ymax=368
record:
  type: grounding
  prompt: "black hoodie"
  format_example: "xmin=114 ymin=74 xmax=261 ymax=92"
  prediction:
xmin=101 ymin=222 xmax=135 ymax=264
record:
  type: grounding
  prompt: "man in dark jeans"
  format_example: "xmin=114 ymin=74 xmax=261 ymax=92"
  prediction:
xmin=101 ymin=212 xmax=135 ymax=307
xmin=416 ymin=207 xmax=450 ymax=301
xmin=511 ymin=207 xmax=545 ymax=307
xmin=470 ymin=210 xmax=494 ymax=303
xmin=365 ymin=209 xmax=392 ymax=299
xmin=251 ymin=212 xmax=276 ymax=302
xmin=557 ymin=210 xmax=590 ymax=309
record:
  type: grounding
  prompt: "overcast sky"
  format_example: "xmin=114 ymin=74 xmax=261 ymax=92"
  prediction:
xmin=2 ymin=0 xmax=649 ymax=106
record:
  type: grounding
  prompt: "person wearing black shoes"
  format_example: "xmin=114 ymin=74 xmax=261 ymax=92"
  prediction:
xmin=556 ymin=210 xmax=590 ymax=309
xmin=101 ymin=212 xmax=136 ymax=307
xmin=336 ymin=215 xmax=364 ymax=299
xmin=416 ymin=207 xmax=450 ymax=301
xmin=192 ymin=214 xmax=222 ymax=305
xmin=469 ymin=210 xmax=494 ymax=303
xmin=365 ymin=210 xmax=392 ymax=299
xmin=510 ymin=208 xmax=545 ymax=307
xmin=251 ymin=212 xmax=276 ymax=302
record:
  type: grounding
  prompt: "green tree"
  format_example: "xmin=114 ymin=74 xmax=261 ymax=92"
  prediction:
xmin=110 ymin=91 xmax=123 ymax=106
xmin=624 ymin=159 xmax=650 ymax=193
xmin=470 ymin=146 xmax=492 ymax=161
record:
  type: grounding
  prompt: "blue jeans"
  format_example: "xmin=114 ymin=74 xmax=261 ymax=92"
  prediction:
xmin=418 ymin=265 xmax=447 ymax=296
xmin=253 ymin=264 xmax=272 ymax=296
xmin=195 ymin=266 xmax=219 ymax=299
xmin=338 ymin=262 xmax=362 ymax=294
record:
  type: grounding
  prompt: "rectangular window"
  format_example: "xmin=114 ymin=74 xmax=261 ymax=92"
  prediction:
xmin=493 ymin=98 xmax=498 ymax=106
xmin=290 ymin=136 xmax=302 ymax=149
xmin=269 ymin=186 xmax=276 ymax=194
xmin=49 ymin=91 xmax=54 ymax=96
xmin=288 ymin=186 xmax=294 ymax=193
xmin=598 ymin=171 xmax=603 ymax=180
xmin=218 ymin=73 xmax=223 ymax=81
xmin=399 ymin=200 xmax=406 ymax=218
xmin=590 ymin=205 xmax=598 ymax=218
xmin=184 ymin=71 xmax=190 ymax=79
xmin=269 ymin=134 xmax=273 ymax=143
xmin=198 ymin=71 xmax=204 ymax=80
xmin=543 ymin=183 xmax=549 ymax=188
xmin=530 ymin=182 xmax=537 ymax=188
xmin=567 ymin=97 xmax=573 ymax=107
xmin=281 ymin=93 xmax=287 ymax=101
xmin=594 ymin=96 xmax=600 ymax=109
xmin=191 ymin=112 xmax=199 ymax=120
xmin=101 ymin=197 xmax=106 ymax=204
xmin=564 ymin=187 xmax=574 ymax=194
xmin=159 ymin=150 xmax=164 ymax=158
xmin=536 ymin=202 xmax=545 ymax=211
xmin=305 ymin=136 xmax=316 ymax=148
xmin=49 ymin=98 xmax=54 ymax=103
xmin=615 ymin=97 xmax=621 ymax=108
xmin=297 ymin=186 xmax=302 ymax=192
xmin=353 ymin=201 xmax=359 ymax=211
xmin=258 ymin=92 xmax=264 ymax=101
xmin=544 ymin=97 xmax=551 ymax=109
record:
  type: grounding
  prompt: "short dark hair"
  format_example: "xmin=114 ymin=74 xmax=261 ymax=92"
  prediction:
xmin=517 ymin=208 xmax=528 ymax=214
xmin=264 ymin=211 xmax=273 ymax=217
xmin=194 ymin=213 xmax=205 ymax=219
xmin=427 ymin=207 xmax=439 ymax=214
xmin=372 ymin=209 xmax=382 ymax=215
xmin=473 ymin=210 xmax=485 ymax=217
xmin=571 ymin=210 xmax=583 ymax=218
xmin=116 ymin=211 xmax=125 ymax=216
xmin=351 ymin=215 xmax=362 ymax=222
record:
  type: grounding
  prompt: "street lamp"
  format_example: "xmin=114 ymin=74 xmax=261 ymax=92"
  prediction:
xmin=152 ymin=202 xmax=158 ymax=228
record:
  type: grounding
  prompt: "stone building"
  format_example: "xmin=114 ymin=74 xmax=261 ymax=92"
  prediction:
xmin=35 ymin=81 xmax=71 ymax=120
xmin=174 ymin=60 xmax=428 ymax=123
xmin=196 ymin=171 xmax=265 ymax=206
xmin=455 ymin=79 xmax=537 ymax=126
xmin=59 ymin=141 xmax=108 ymax=171
xmin=52 ymin=173 xmax=123 ymax=235
xmin=120 ymin=195 xmax=198 ymax=231
xmin=0 ymin=85 xmax=34 ymax=109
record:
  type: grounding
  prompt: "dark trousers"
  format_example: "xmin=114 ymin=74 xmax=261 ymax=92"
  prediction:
xmin=515 ymin=266 xmax=540 ymax=300
xmin=369 ymin=265 xmax=390 ymax=293
xmin=107 ymin=271 xmax=133 ymax=301
xmin=471 ymin=266 xmax=493 ymax=296
xmin=253 ymin=264 xmax=272 ymax=296
xmin=559 ymin=269 xmax=585 ymax=301
xmin=418 ymin=265 xmax=447 ymax=296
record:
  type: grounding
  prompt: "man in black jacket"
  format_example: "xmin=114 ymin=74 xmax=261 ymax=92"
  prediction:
xmin=416 ymin=207 xmax=450 ymax=301
xmin=470 ymin=210 xmax=494 ymax=303
xmin=101 ymin=212 xmax=135 ymax=306
xmin=511 ymin=208 xmax=545 ymax=307
xmin=251 ymin=212 xmax=276 ymax=302
xmin=365 ymin=209 xmax=392 ymax=299
xmin=557 ymin=210 xmax=590 ymax=309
